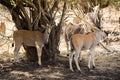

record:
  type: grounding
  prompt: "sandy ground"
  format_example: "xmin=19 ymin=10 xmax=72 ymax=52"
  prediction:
xmin=0 ymin=35 xmax=120 ymax=80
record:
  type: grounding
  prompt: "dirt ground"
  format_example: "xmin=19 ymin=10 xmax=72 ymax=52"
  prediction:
xmin=0 ymin=37 xmax=120 ymax=80
xmin=0 ymin=51 xmax=120 ymax=80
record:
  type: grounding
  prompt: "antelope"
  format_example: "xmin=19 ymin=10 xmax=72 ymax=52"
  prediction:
xmin=69 ymin=28 xmax=107 ymax=72
xmin=65 ymin=4 xmax=100 ymax=54
xmin=64 ymin=22 xmax=85 ymax=54
xmin=13 ymin=24 xmax=52 ymax=66
xmin=0 ymin=22 xmax=6 ymax=35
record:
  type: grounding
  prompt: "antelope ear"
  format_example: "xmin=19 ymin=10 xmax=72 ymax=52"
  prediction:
xmin=103 ymin=30 xmax=109 ymax=36
xmin=93 ymin=4 xmax=100 ymax=11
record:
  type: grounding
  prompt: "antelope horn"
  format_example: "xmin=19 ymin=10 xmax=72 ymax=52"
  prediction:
xmin=92 ymin=27 xmax=100 ymax=31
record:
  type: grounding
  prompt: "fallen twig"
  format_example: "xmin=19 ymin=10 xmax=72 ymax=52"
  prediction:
xmin=99 ymin=42 xmax=112 ymax=52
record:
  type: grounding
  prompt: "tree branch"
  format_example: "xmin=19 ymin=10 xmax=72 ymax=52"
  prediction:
xmin=99 ymin=42 xmax=111 ymax=52
xmin=25 ymin=1 xmax=38 ymax=11
xmin=49 ymin=0 xmax=60 ymax=15
xmin=58 ymin=1 xmax=66 ymax=27
xmin=12 ymin=11 xmax=22 ymax=29
xmin=19 ymin=4 xmax=32 ymax=30
xmin=32 ymin=0 xmax=41 ymax=30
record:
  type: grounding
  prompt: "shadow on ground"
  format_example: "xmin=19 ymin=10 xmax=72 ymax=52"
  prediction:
xmin=0 ymin=53 xmax=120 ymax=80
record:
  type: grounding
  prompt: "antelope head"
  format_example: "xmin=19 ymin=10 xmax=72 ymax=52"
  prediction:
xmin=42 ymin=24 xmax=52 ymax=44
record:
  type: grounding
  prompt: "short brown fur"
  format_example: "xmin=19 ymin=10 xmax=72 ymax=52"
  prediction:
xmin=69 ymin=30 xmax=106 ymax=71
xmin=13 ymin=25 xmax=52 ymax=66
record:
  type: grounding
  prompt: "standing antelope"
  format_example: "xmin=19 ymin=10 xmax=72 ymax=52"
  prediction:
xmin=0 ymin=22 xmax=6 ymax=35
xmin=13 ymin=24 xmax=52 ymax=66
xmin=69 ymin=29 xmax=107 ymax=71
xmin=64 ymin=22 xmax=85 ymax=54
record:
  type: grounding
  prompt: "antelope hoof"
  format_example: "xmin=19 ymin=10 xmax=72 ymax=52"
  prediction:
xmin=37 ymin=63 xmax=42 ymax=67
xmin=70 ymin=69 xmax=74 ymax=72
xmin=79 ymin=59 xmax=82 ymax=62
xmin=38 ymin=65 xmax=43 ymax=68
xmin=79 ymin=57 xmax=82 ymax=62
xmin=92 ymin=66 xmax=96 ymax=69
xmin=78 ymin=69 xmax=81 ymax=72
xmin=67 ymin=53 xmax=69 ymax=56
xmin=87 ymin=67 xmax=90 ymax=71
xmin=76 ymin=70 xmax=81 ymax=73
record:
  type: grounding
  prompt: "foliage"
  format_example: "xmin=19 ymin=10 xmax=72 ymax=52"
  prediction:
xmin=111 ymin=0 xmax=120 ymax=6
xmin=10 ymin=0 xmax=16 ymax=7
xmin=66 ymin=0 xmax=120 ymax=11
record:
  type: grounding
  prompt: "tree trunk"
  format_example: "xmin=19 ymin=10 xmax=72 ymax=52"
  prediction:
xmin=24 ymin=46 xmax=38 ymax=62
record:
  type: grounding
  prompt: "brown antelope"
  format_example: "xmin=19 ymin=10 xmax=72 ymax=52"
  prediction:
xmin=69 ymin=28 xmax=107 ymax=71
xmin=13 ymin=24 xmax=52 ymax=66
xmin=64 ymin=22 xmax=85 ymax=54
xmin=0 ymin=22 xmax=6 ymax=35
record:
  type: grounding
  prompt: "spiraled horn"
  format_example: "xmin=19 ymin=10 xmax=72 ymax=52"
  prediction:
xmin=91 ymin=27 xmax=100 ymax=32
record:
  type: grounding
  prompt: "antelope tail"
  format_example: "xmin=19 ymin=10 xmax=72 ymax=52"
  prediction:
xmin=70 ymin=38 xmax=74 ymax=52
xmin=12 ymin=43 xmax=14 ymax=47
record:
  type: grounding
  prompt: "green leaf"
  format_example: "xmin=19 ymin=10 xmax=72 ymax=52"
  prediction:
xmin=10 ymin=0 xmax=16 ymax=7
